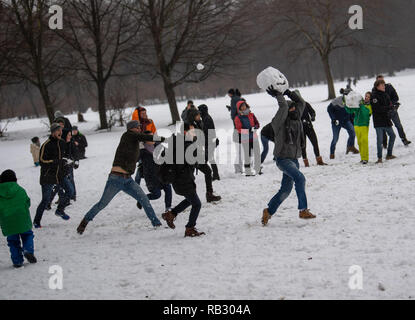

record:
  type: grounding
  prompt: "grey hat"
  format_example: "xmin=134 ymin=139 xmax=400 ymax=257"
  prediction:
xmin=127 ymin=120 xmax=140 ymax=130
xmin=54 ymin=111 xmax=64 ymax=119
xmin=50 ymin=123 xmax=62 ymax=133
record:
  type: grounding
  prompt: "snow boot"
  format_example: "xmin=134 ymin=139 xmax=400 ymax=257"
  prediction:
xmin=13 ymin=264 xmax=23 ymax=269
xmin=299 ymin=209 xmax=316 ymax=219
xmin=330 ymin=154 xmax=335 ymax=160
xmin=403 ymin=139 xmax=412 ymax=146
xmin=258 ymin=166 xmax=264 ymax=175
xmin=316 ymin=156 xmax=328 ymax=166
xmin=206 ymin=192 xmax=221 ymax=203
xmin=303 ymin=159 xmax=310 ymax=168
xmin=245 ymin=166 xmax=255 ymax=177
xmin=184 ymin=227 xmax=206 ymax=238
xmin=55 ymin=211 xmax=70 ymax=221
xmin=376 ymin=158 xmax=383 ymax=164
xmin=386 ymin=155 xmax=397 ymax=160
xmin=162 ymin=211 xmax=176 ymax=229
xmin=346 ymin=146 xmax=359 ymax=155
xmin=362 ymin=160 xmax=368 ymax=165
xmin=77 ymin=218 xmax=89 ymax=235
xmin=24 ymin=253 xmax=37 ymax=264
xmin=262 ymin=208 xmax=272 ymax=226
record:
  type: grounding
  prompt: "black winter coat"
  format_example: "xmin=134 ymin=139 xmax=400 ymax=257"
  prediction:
xmin=39 ymin=136 xmax=66 ymax=185
xmin=385 ymin=84 xmax=399 ymax=104
xmin=261 ymin=123 xmax=275 ymax=142
xmin=140 ymin=148 xmax=168 ymax=193
xmin=112 ymin=130 xmax=155 ymax=175
xmin=73 ymin=133 xmax=88 ymax=153
xmin=302 ymin=103 xmax=316 ymax=128
xmin=371 ymin=89 xmax=393 ymax=128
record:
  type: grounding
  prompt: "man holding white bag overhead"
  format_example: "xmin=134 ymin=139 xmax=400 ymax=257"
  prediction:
xmin=257 ymin=67 xmax=316 ymax=226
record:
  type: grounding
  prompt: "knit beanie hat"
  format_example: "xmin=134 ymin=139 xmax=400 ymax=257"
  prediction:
xmin=50 ymin=123 xmax=61 ymax=133
xmin=0 ymin=170 xmax=17 ymax=183
xmin=127 ymin=120 xmax=140 ymax=130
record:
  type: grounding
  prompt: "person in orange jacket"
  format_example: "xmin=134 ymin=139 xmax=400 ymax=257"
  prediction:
xmin=132 ymin=106 xmax=157 ymax=134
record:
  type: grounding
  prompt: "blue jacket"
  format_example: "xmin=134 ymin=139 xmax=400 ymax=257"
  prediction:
xmin=327 ymin=99 xmax=353 ymax=125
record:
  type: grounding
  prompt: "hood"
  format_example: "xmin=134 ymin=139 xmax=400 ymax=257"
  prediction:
xmin=198 ymin=104 xmax=209 ymax=116
xmin=237 ymin=100 xmax=250 ymax=115
xmin=186 ymin=108 xmax=201 ymax=124
xmin=0 ymin=182 xmax=20 ymax=199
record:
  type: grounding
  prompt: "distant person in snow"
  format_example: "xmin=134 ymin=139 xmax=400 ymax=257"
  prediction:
xmin=54 ymin=110 xmax=72 ymax=132
xmin=371 ymin=79 xmax=397 ymax=164
xmin=181 ymin=100 xmax=197 ymax=123
xmin=234 ymin=100 xmax=261 ymax=176
xmin=0 ymin=170 xmax=37 ymax=268
xmin=228 ymin=89 xmax=242 ymax=123
xmin=301 ymin=102 xmax=327 ymax=167
xmin=30 ymin=137 xmax=41 ymax=167
xmin=327 ymin=92 xmax=359 ymax=159
xmin=262 ymin=87 xmax=316 ymax=227
xmin=374 ymin=75 xmax=411 ymax=147
xmin=345 ymin=92 xmax=372 ymax=164
xmin=76 ymin=121 xmax=164 ymax=235
xmin=72 ymin=126 xmax=88 ymax=159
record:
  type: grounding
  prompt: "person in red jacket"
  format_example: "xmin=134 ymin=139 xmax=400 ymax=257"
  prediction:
xmin=234 ymin=101 xmax=260 ymax=176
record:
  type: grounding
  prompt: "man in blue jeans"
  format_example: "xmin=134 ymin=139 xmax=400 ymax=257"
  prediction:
xmin=262 ymin=86 xmax=316 ymax=226
xmin=77 ymin=121 xmax=164 ymax=235
xmin=327 ymin=95 xmax=359 ymax=159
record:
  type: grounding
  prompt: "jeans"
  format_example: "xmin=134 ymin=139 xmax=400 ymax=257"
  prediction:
xmin=330 ymin=121 xmax=356 ymax=155
xmin=171 ymin=192 xmax=202 ymax=228
xmin=383 ymin=110 xmax=407 ymax=144
xmin=84 ymin=174 xmax=161 ymax=226
xmin=68 ymin=170 xmax=76 ymax=198
xmin=50 ymin=176 xmax=75 ymax=206
xmin=261 ymin=135 xmax=270 ymax=164
xmin=302 ymin=125 xmax=321 ymax=159
xmin=135 ymin=161 xmax=143 ymax=185
xmin=376 ymin=127 xmax=396 ymax=159
xmin=34 ymin=184 xmax=70 ymax=225
xmin=148 ymin=184 xmax=173 ymax=211
xmin=7 ymin=230 xmax=34 ymax=266
xmin=268 ymin=158 xmax=308 ymax=215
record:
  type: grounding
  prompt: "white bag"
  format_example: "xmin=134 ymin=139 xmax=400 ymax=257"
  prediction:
xmin=345 ymin=91 xmax=363 ymax=109
xmin=256 ymin=67 xmax=289 ymax=93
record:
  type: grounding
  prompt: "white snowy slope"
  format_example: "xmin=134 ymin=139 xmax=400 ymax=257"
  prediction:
xmin=1 ymin=70 xmax=415 ymax=300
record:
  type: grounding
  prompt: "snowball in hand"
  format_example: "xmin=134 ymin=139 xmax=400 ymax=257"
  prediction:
xmin=345 ymin=91 xmax=363 ymax=109
xmin=197 ymin=63 xmax=205 ymax=71
xmin=257 ymin=67 xmax=289 ymax=93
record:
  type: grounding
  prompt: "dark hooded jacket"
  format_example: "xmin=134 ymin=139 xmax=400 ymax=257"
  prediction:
xmin=39 ymin=135 xmax=66 ymax=185
xmin=371 ymin=88 xmax=393 ymax=128
xmin=261 ymin=123 xmax=275 ymax=142
xmin=302 ymin=102 xmax=316 ymax=128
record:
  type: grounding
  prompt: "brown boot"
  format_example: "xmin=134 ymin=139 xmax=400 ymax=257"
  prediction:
xmin=262 ymin=208 xmax=272 ymax=226
xmin=206 ymin=192 xmax=221 ymax=203
xmin=162 ymin=211 xmax=176 ymax=229
xmin=376 ymin=158 xmax=383 ymax=164
xmin=299 ymin=209 xmax=316 ymax=219
xmin=330 ymin=154 xmax=335 ymax=160
xmin=316 ymin=156 xmax=328 ymax=166
xmin=77 ymin=218 xmax=89 ymax=235
xmin=347 ymin=146 xmax=360 ymax=155
xmin=386 ymin=155 xmax=397 ymax=160
xmin=303 ymin=159 xmax=310 ymax=167
xmin=185 ymin=227 xmax=206 ymax=238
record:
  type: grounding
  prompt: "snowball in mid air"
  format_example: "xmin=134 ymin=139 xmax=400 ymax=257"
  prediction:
xmin=257 ymin=67 xmax=289 ymax=93
xmin=197 ymin=63 xmax=205 ymax=71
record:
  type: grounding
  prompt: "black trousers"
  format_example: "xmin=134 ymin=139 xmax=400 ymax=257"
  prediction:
xmin=171 ymin=192 xmax=202 ymax=228
xmin=196 ymin=164 xmax=213 ymax=193
xmin=302 ymin=125 xmax=321 ymax=159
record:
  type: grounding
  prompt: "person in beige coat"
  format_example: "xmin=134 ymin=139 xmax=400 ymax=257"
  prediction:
xmin=30 ymin=137 xmax=41 ymax=167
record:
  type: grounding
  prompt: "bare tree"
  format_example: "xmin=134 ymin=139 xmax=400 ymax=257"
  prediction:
xmin=261 ymin=0 xmax=384 ymax=99
xmin=129 ymin=0 xmax=254 ymax=123
xmin=58 ymin=0 xmax=142 ymax=129
xmin=0 ymin=0 xmax=68 ymax=123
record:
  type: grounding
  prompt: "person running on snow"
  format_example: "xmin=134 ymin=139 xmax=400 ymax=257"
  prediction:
xmin=327 ymin=92 xmax=359 ymax=159
xmin=345 ymin=92 xmax=373 ymax=164
xmin=76 ymin=121 xmax=164 ymax=235
xmin=374 ymin=75 xmax=411 ymax=147
xmin=186 ymin=108 xmax=221 ymax=203
xmin=33 ymin=123 xmax=71 ymax=228
xmin=234 ymin=100 xmax=261 ymax=176
xmin=301 ymin=102 xmax=327 ymax=167
xmin=72 ymin=126 xmax=88 ymax=159
xmin=371 ymin=79 xmax=397 ymax=164
xmin=161 ymin=123 xmax=206 ymax=237
xmin=198 ymin=104 xmax=220 ymax=181
xmin=0 ymin=170 xmax=37 ymax=268
xmin=262 ymin=87 xmax=316 ymax=226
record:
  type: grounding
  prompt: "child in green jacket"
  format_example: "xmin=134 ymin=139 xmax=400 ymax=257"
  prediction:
xmin=0 ymin=170 xmax=37 ymax=268
xmin=345 ymin=92 xmax=373 ymax=164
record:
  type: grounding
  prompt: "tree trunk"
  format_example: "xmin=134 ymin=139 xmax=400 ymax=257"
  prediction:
xmin=97 ymin=81 xmax=108 ymax=130
xmin=321 ymin=54 xmax=336 ymax=100
xmin=38 ymin=83 xmax=54 ymax=124
xmin=27 ymin=88 xmax=40 ymax=118
xmin=163 ymin=79 xmax=180 ymax=124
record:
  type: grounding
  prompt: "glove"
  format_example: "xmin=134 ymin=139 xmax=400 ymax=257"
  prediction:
xmin=159 ymin=136 xmax=166 ymax=142
xmin=332 ymin=120 xmax=340 ymax=126
xmin=311 ymin=116 xmax=316 ymax=122
xmin=74 ymin=161 xmax=79 ymax=170
xmin=266 ymin=85 xmax=281 ymax=98
xmin=226 ymin=105 xmax=231 ymax=111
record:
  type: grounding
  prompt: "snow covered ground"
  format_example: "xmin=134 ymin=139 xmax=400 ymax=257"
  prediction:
xmin=1 ymin=70 xmax=415 ymax=300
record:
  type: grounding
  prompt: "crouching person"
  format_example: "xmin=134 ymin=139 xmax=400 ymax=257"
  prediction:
xmin=76 ymin=121 xmax=164 ymax=235
xmin=0 ymin=170 xmax=37 ymax=268
xmin=161 ymin=124 xmax=205 ymax=238
xmin=262 ymin=87 xmax=316 ymax=226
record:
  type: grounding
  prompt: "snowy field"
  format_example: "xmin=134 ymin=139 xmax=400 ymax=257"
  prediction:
xmin=1 ymin=70 xmax=415 ymax=300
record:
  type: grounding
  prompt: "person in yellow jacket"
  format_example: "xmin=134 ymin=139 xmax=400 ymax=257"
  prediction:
xmin=345 ymin=92 xmax=372 ymax=164
xmin=132 ymin=106 xmax=157 ymax=134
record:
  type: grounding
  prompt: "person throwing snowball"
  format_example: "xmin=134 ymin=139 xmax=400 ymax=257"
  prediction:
xmin=261 ymin=85 xmax=316 ymax=226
